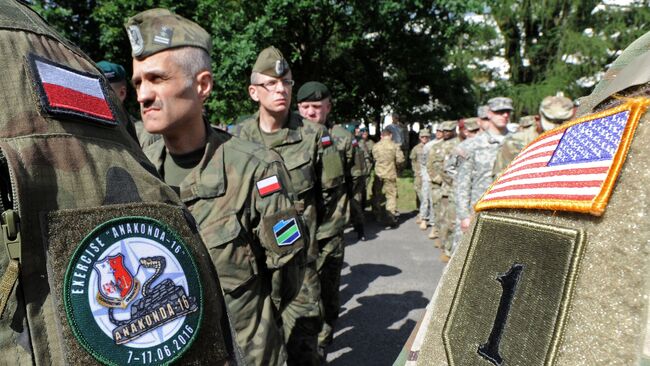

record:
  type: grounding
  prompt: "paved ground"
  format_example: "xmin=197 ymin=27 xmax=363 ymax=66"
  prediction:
xmin=326 ymin=211 xmax=447 ymax=365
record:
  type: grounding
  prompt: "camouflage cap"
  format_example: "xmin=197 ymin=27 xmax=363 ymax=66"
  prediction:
xmin=97 ymin=60 xmax=126 ymax=83
xmin=441 ymin=120 xmax=457 ymax=131
xmin=477 ymin=105 xmax=489 ymax=119
xmin=518 ymin=115 xmax=537 ymax=127
xmin=297 ymin=81 xmax=330 ymax=102
xmin=539 ymin=96 xmax=574 ymax=122
xmin=419 ymin=129 xmax=431 ymax=137
xmin=488 ymin=97 xmax=514 ymax=112
xmin=463 ymin=117 xmax=480 ymax=131
xmin=253 ymin=46 xmax=290 ymax=77
xmin=124 ymin=9 xmax=211 ymax=60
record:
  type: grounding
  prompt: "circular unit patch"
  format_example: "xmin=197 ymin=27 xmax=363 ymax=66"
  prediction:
xmin=64 ymin=216 xmax=203 ymax=366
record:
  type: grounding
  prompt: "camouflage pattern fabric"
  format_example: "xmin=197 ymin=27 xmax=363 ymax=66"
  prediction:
xmin=0 ymin=1 xmax=233 ymax=364
xmin=233 ymin=112 xmax=344 ymax=366
xmin=410 ymin=142 xmax=424 ymax=206
xmin=427 ymin=137 xmax=460 ymax=252
xmin=144 ymin=126 xmax=306 ymax=366
xmin=492 ymin=125 xmax=539 ymax=179
xmin=445 ymin=136 xmax=475 ymax=253
xmin=422 ymin=139 xmax=440 ymax=225
xmin=455 ymin=131 xmax=507 ymax=221
xmin=372 ymin=139 xmax=405 ymax=224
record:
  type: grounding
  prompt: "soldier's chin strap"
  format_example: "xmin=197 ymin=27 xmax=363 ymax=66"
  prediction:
xmin=0 ymin=209 xmax=20 ymax=317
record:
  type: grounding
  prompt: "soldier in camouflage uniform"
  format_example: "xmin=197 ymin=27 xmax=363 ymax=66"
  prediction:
xmin=410 ymin=129 xmax=431 ymax=228
xmin=372 ymin=129 xmax=405 ymax=226
xmin=296 ymin=81 xmax=365 ymax=357
xmin=420 ymin=125 xmax=443 ymax=233
xmin=427 ymin=122 xmax=452 ymax=239
xmin=358 ymin=127 xmax=374 ymax=209
xmin=427 ymin=121 xmax=460 ymax=261
xmin=417 ymin=29 xmax=650 ymax=366
xmin=0 ymin=2 xmax=236 ymax=364
xmin=232 ymin=48 xmax=345 ymax=366
xmin=456 ymin=98 xmax=513 ymax=234
xmin=126 ymin=11 xmax=305 ymax=366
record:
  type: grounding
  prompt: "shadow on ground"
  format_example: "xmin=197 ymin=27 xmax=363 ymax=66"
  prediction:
xmin=345 ymin=210 xmax=418 ymax=247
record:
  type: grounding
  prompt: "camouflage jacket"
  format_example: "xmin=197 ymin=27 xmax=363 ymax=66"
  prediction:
xmin=492 ymin=125 xmax=539 ymax=178
xmin=427 ymin=137 xmax=460 ymax=196
xmin=144 ymin=125 xmax=305 ymax=366
xmin=372 ymin=139 xmax=405 ymax=180
xmin=455 ymin=130 xmax=508 ymax=220
xmin=0 ymin=2 xmax=232 ymax=364
xmin=421 ymin=139 xmax=440 ymax=181
xmin=410 ymin=142 xmax=424 ymax=178
xmin=232 ymin=112 xmax=344 ymax=259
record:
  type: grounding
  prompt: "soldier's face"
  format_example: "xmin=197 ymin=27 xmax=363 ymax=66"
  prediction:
xmin=419 ymin=136 xmax=430 ymax=144
xmin=488 ymin=109 xmax=511 ymax=129
xmin=132 ymin=51 xmax=207 ymax=135
xmin=298 ymin=98 xmax=331 ymax=125
xmin=249 ymin=72 xmax=292 ymax=114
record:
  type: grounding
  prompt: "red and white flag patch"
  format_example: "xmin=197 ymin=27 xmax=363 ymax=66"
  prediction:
xmin=321 ymin=135 xmax=332 ymax=147
xmin=29 ymin=54 xmax=117 ymax=125
xmin=352 ymin=138 xmax=359 ymax=147
xmin=256 ymin=175 xmax=282 ymax=196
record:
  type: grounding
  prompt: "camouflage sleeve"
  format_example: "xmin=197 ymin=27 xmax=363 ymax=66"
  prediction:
xmin=455 ymin=148 xmax=474 ymax=220
xmin=395 ymin=145 xmax=406 ymax=168
xmin=444 ymin=150 xmax=459 ymax=180
xmin=427 ymin=147 xmax=444 ymax=184
xmin=253 ymin=158 xmax=306 ymax=311
xmin=350 ymin=141 xmax=366 ymax=180
xmin=315 ymin=126 xmax=346 ymax=240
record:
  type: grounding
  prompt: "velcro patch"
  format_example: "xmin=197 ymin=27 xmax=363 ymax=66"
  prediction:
xmin=273 ymin=218 xmax=301 ymax=246
xmin=256 ymin=175 xmax=282 ymax=196
xmin=476 ymin=97 xmax=650 ymax=216
xmin=321 ymin=135 xmax=332 ymax=147
xmin=28 ymin=53 xmax=118 ymax=126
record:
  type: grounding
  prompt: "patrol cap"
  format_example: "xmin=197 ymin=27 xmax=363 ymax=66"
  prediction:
xmin=539 ymin=96 xmax=574 ymax=123
xmin=441 ymin=120 xmax=457 ymax=131
xmin=97 ymin=61 xmax=126 ymax=83
xmin=253 ymin=46 xmax=290 ymax=77
xmin=124 ymin=9 xmax=211 ymax=60
xmin=477 ymin=105 xmax=489 ymax=119
xmin=488 ymin=97 xmax=514 ymax=112
xmin=297 ymin=81 xmax=330 ymax=103
xmin=518 ymin=115 xmax=537 ymax=127
xmin=463 ymin=117 xmax=480 ymax=131
xmin=419 ymin=129 xmax=431 ymax=137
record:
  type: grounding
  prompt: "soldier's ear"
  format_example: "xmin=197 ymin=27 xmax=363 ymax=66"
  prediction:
xmin=248 ymin=85 xmax=260 ymax=102
xmin=196 ymin=70 xmax=213 ymax=101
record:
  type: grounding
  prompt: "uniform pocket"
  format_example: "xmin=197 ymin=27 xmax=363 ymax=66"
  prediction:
xmin=284 ymin=155 xmax=314 ymax=194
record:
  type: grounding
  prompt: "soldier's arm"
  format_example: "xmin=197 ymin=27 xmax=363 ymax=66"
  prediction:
xmin=252 ymin=157 xmax=306 ymax=311
xmin=396 ymin=146 xmax=406 ymax=169
xmin=455 ymin=149 xmax=474 ymax=222
xmin=315 ymin=126 xmax=346 ymax=239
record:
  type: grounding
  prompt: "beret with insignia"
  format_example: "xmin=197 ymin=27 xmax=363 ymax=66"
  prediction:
xmin=253 ymin=46 xmax=290 ymax=77
xmin=488 ymin=97 xmax=514 ymax=112
xmin=297 ymin=81 xmax=331 ymax=103
xmin=124 ymin=9 xmax=211 ymax=60
xmin=97 ymin=60 xmax=126 ymax=83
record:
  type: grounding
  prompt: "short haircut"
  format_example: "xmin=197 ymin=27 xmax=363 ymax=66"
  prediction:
xmin=250 ymin=71 xmax=261 ymax=85
xmin=169 ymin=46 xmax=212 ymax=86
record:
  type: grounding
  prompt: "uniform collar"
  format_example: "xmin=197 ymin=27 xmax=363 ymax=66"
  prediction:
xmin=244 ymin=111 xmax=304 ymax=147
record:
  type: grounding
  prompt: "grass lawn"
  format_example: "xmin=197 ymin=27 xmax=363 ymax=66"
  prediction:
xmin=367 ymin=169 xmax=418 ymax=213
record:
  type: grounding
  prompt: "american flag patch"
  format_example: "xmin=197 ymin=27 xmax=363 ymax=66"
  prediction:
xmin=256 ymin=175 xmax=282 ymax=196
xmin=321 ymin=135 xmax=332 ymax=147
xmin=475 ymin=98 xmax=650 ymax=216
xmin=28 ymin=54 xmax=117 ymax=125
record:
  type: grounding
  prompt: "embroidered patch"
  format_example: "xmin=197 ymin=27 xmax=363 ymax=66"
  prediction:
xmin=352 ymin=138 xmax=359 ymax=147
xmin=28 ymin=54 xmax=118 ymax=126
xmin=153 ymin=26 xmax=173 ymax=46
xmin=127 ymin=25 xmax=144 ymax=56
xmin=476 ymin=97 xmax=650 ymax=216
xmin=321 ymin=135 xmax=332 ymax=147
xmin=63 ymin=217 xmax=203 ymax=365
xmin=256 ymin=175 xmax=282 ymax=196
xmin=273 ymin=218 xmax=301 ymax=246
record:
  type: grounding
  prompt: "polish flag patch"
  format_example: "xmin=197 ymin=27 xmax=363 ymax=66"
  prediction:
xmin=321 ymin=135 xmax=332 ymax=147
xmin=28 ymin=54 xmax=117 ymax=126
xmin=256 ymin=175 xmax=282 ymax=196
xmin=352 ymin=138 xmax=359 ymax=147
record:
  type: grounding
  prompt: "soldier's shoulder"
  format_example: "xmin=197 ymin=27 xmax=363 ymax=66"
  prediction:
xmin=231 ymin=116 xmax=258 ymax=136
xmin=222 ymin=132 xmax=282 ymax=167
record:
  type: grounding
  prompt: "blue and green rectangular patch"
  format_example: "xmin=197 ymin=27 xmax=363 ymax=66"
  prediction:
xmin=273 ymin=218 xmax=301 ymax=246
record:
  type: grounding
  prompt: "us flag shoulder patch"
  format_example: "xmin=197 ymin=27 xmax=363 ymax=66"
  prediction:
xmin=475 ymin=97 xmax=650 ymax=216
xmin=256 ymin=175 xmax=282 ymax=196
xmin=28 ymin=54 xmax=118 ymax=126
xmin=321 ymin=135 xmax=332 ymax=147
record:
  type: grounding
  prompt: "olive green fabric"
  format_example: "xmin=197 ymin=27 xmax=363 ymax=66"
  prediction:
xmin=419 ymin=74 xmax=650 ymax=366
xmin=297 ymin=81 xmax=331 ymax=103
xmin=144 ymin=126 xmax=305 ymax=366
xmin=124 ymin=8 xmax=211 ymax=59
xmin=0 ymin=2 xmax=232 ymax=363
xmin=252 ymin=46 xmax=290 ymax=78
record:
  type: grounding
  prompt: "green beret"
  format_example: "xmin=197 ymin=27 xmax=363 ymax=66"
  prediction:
xmin=297 ymin=81 xmax=330 ymax=102
xmin=124 ymin=9 xmax=211 ymax=60
xmin=253 ymin=46 xmax=290 ymax=77
xmin=97 ymin=60 xmax=126 ymax=83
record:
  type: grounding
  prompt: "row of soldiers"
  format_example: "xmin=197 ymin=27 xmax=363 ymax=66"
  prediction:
xmin=410 ymin=95 xmax=575 ymax=262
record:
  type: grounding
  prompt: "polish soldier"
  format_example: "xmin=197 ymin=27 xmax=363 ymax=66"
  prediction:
xmin=417 ymin=30 xmax=650 ymax=366
xmin=126 ymin=10 xmax=305 ymax=366
xmin=233 ymin=47 xmax=345 ymax=365
xmin=0 ymin=1 xmax=235 ymax=364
